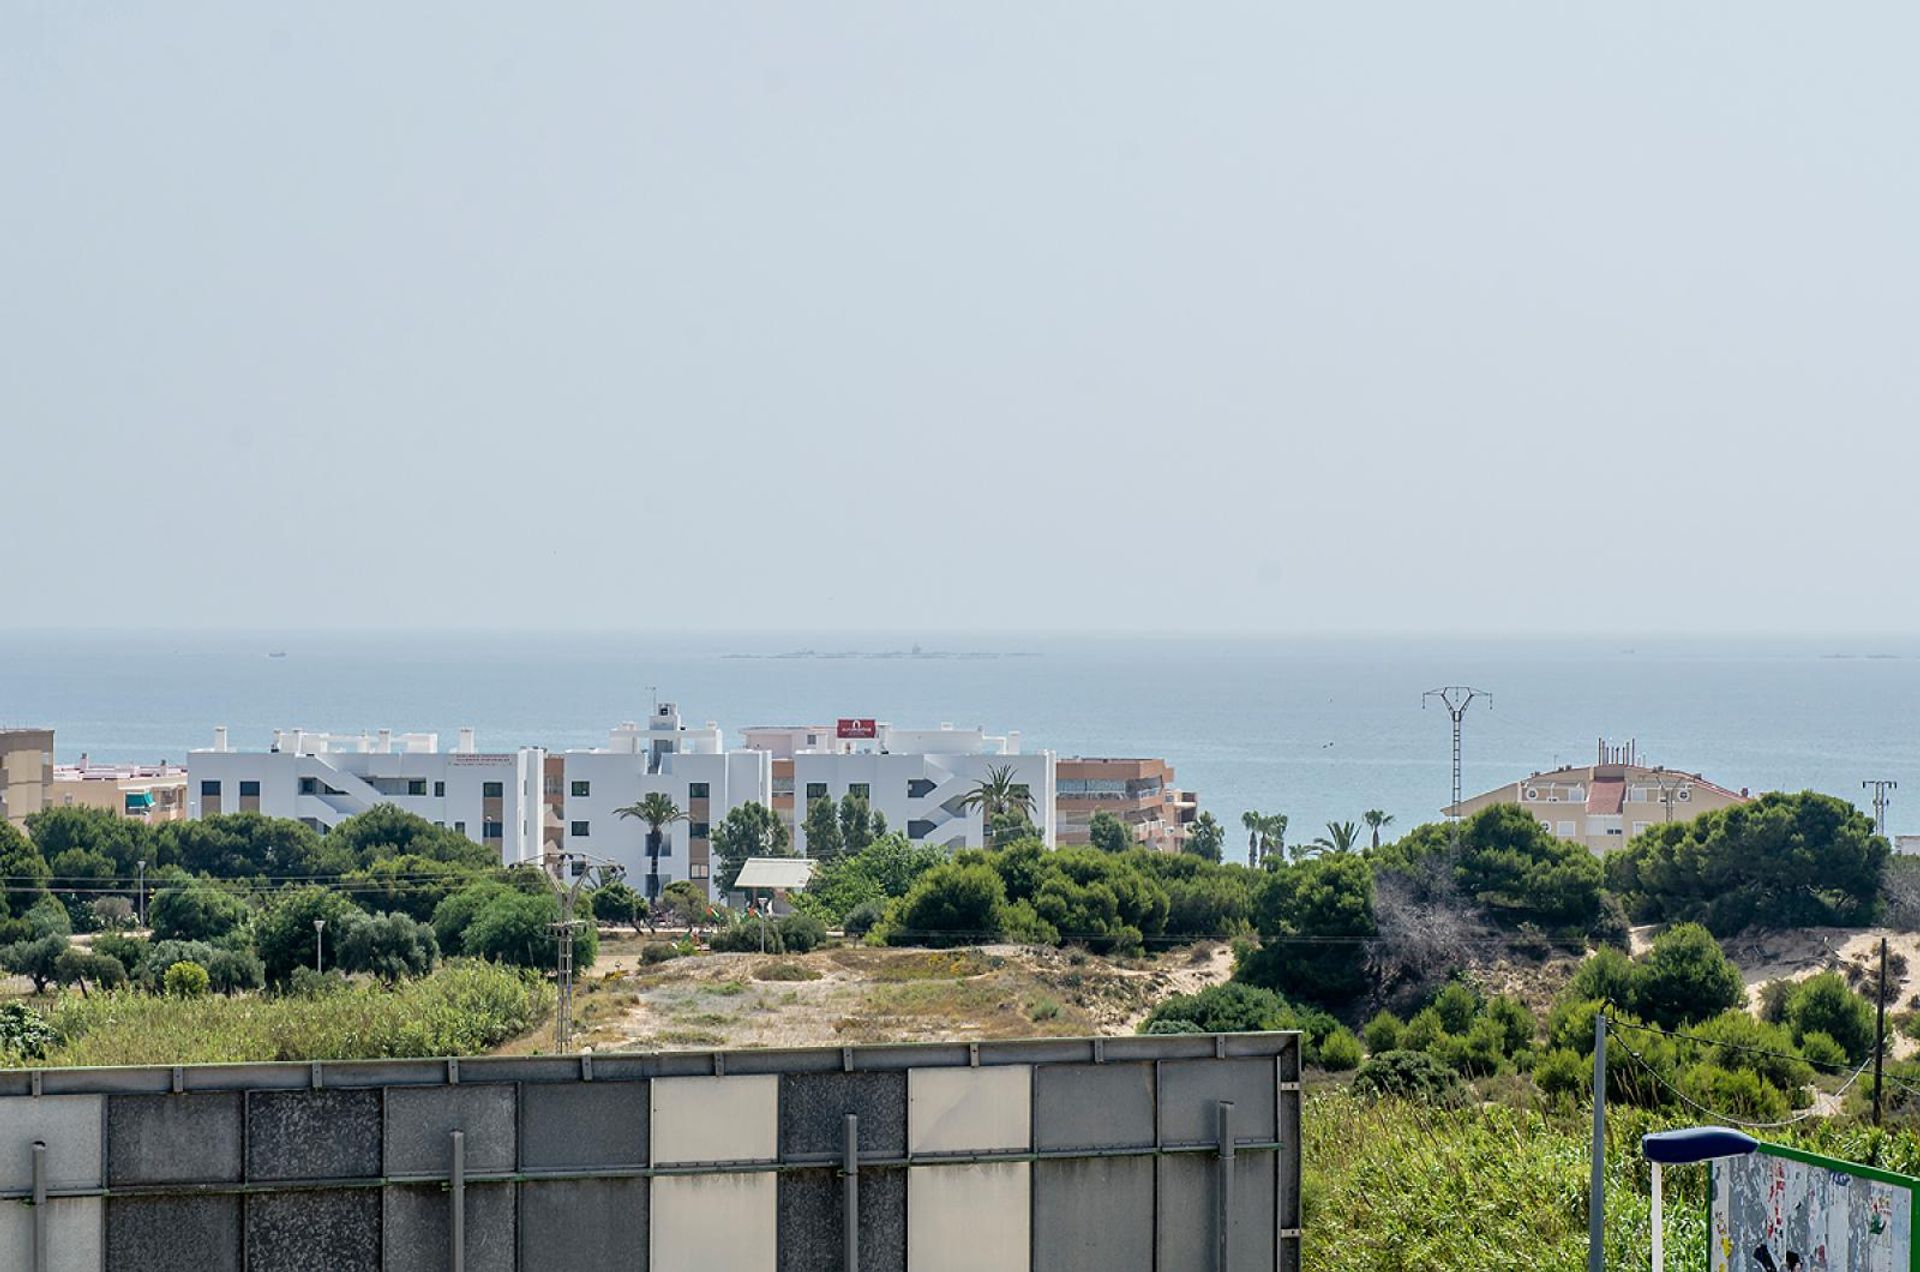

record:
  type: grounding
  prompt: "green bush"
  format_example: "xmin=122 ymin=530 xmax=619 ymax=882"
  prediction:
xmin=843 ymin=901 xmax=887 ymax=938
xmin=91 ymin=932 xmax=148 ymax=975
xmin=1635 ymin=923 xmax=1744 ymax=1028
xmin=1362 ymin=1011 xmax=1405 ymax=1055
xmin=712 ymin=915 xmax=782 ymax=953
xmin=1318 ymin=1027 xmax=1363 ymax=1071
xmin=149 ymin=882 xmax=250 ymax=943
xmin=776 ymin=912 xmax=828 ymax=954
xmin=1141 ymin=982 xmax=1292 ymax=1034
xmin=886 ymin=863 xmax=1007 ymax=948
xmin=1351 ymin=1050 xmax=1469 ymax=1105
xmin=1785 ymin=972 xmax=1876 ymax=1063
xmin=1798 ymin=1030 xmax=1848 ymax=1070
xmin=54 ymin=947 xmax=126 ymax=992
xmin=256 ymin=887 xmax=368 ymax=984
xmin=1677 ymin=1063 xmax=1788 ymax=1121
xmin=0 ymin=1001 xmax=57 ymax=1059
xmin=338 ymin=911 xmax=439 ymax=984
xmin=640 ymin=941 xmax=682 ymax=964
xmin=163 ymin=960 xmax=211 ymax=998
xmin=1236 ymin=853 xmax=1375 ymax=1006
xmin=1144 ymin=1018 xmax=1205 ymax=1035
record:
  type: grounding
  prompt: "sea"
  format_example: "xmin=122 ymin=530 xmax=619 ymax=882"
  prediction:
xmin=4 ymin=630 xmax=1920 ymax=843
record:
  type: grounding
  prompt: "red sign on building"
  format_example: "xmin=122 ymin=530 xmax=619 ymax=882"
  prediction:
xmin=836 ymin=718 xmax=877 ymax=739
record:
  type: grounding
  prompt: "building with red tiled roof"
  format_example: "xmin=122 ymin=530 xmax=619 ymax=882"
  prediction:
xmin=1443 ymin=738 xmax=1750 ymax=854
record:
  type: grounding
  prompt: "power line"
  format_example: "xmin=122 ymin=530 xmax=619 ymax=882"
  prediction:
xmin=1865 ymin=779 xmax=1898 ymax=836
xmin=1606 ymin=1017 xmax=1872 ymax=1130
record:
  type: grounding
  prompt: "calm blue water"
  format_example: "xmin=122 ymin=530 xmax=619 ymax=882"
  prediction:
xmin=5 ymin=630 xmax=1920 ymax=841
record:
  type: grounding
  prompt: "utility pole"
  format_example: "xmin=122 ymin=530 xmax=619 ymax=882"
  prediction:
xmin=1423 ymin=686 xmax=1491 ymax=843
xmin=1587 ymin=1010 xmax=1607 ymax=1272
xmin=1875 ymin=936 xmax=1889 ymax=1127
xmin=313 ymin=918 xmax=326 ymax=976
xmin=136 ymin=860 xmax=146 ymax=929
xmin=1865 ymin=779 xmax=1898 ymax=837
xmin=539 ymin=851 xmax=610 ymax=1054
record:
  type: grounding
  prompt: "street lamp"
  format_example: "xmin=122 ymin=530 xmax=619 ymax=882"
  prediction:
xmin=1639 ymin=1127 xmax=1758 ymax=1272
xmin=313 ymin=919 xmax=326 ymax=975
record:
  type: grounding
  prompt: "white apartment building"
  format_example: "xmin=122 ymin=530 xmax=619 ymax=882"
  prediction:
xmin=743 ymin=721 xmax=1056 ymax=853
xmin=558 ymin=704 xmax=772 ymax=898
xmin=187 ymin=727 xmax=546 ymax=863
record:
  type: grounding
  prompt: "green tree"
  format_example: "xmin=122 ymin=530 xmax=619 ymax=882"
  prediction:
xmin=338 ymin=911 xmax=439 ymax=984
xmin=710 ymin=802 xmax=791 ymax=893
xmin=154 ymin=813 xmax=345 ymax=881
xmin=1784 ymin=971 xmax=1876 ymax=1064
xmin=1606 ymin=791 xmax=1888 ymax=935
xmin=614 ymin=793 xmax=691 ymax=901
xmin=838 ymin=794 xmax=878 ymax=855
xmin=803 ymin=797 xmax=845 ymax=862
xmin=1237 ymin=852 xmax=1375 ymax=1005
xmin=1184 ymin=811 xmax=1225 ymax=862
xmin=255 ymin=886 xmax=366 ymax=983
xmin=0 ymin=934 xmax=68 ymax=992
xmin=657 ymin=879 xmax=714 ymax=932
xmin=163 ymin=960 xmax=211 ymax=998
xmin=1088 ymin=812 xmax=1134 ymax=854
xmin=25 ymin=804 xmax=152 ymax=876
xmin=589 ymin=879 xmax=645 ymax=934
xmin=47 ymin=846 xmax=118 ymax=931
xmin=1455 ymin=805 xmax=1606 ymax=931
xmin=432 ymin=880 xmax=518 ymax=954
xmin=205 ymin=947 xmax=266 ymax=995
xmin=0 ymin=820 xmax=51 ymax=920
xmin=1029 ymin=848 xmax=1169 ymax=954
xmin=797 ymin=833 xmax=945 ymax=926
xmin=463 ymin=889 xmax=597 ymax=971
xmin=149 ymin=880 xmax=250 ymax=943
xmin=341 ymin=855 xmax=480 ymax=924
xmin=1363 ymin=810 xmax=1395 ymax=850
xmin=326 ymin=804 xmax=494 ymax=867
xmin=886 ymin=862 xmax=1007 ymax=948
xmin=1241 ymin=811 xmax=1289 ymax=866
xmin=1635 ymin=923 xmax=1745 ymax=1029
xmin=54 ymin=946 xmax=126 ymax=995
xmin=957 ymin=765 xmax=1037 ymax=848
xmin=1309 ymin=821 xmax=1361 ymax=855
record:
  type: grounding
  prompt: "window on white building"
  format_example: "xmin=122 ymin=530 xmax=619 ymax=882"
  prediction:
xmin=482 ymin=781 xmax=504 ymax=798
xmin=570 ymin=821 xmax=590 ymax=837
xmin=571 ymin=780 xmax=590 ymax=797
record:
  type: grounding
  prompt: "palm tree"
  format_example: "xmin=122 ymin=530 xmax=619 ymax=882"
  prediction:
xmin=1264 ymin=813 xmax=1289 ymax=864
xmin=615 ymin=792 xmax=689 ymax=900
xmin=1307 ymin=820 xmax=1360 ymax=855
xmin=1241 ymin=811 xmax=1263 ymax=865
xmin=1363 ymin=809 xmax=1395 ymax=850
xmin=957 ymin=765 xmax=1036 ymax=847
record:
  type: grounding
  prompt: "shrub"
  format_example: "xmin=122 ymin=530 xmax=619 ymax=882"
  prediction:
xmin=1431 ymin=981 xmax=1481 ymax=1034
xmin=0 ymin=1001 xmax=56 ymax=1059
xmin=640 ymin=941 xmax=682 ymax=965
xmin=999 ymin=899 xmax=1061 ymax=946
xmin=1567 ymin=947 xmax=1640 ymax=1009
xmin=163 ymin=960 xmax=211 ymax=998
xmin=843 ymin=902 xmax=887 ymax=938
xmin=205 ymin=948 xmax=266 ymax=995
xmin=755 ymin=961 xmax=820 ymax=982
xmin=338 ymin=911 xmax=439 ymax=984
xmin=886 ymin=863 xmax=1007 ymax=948
xmin=26 ymin=896 xmax=71 ymax=939
xmin=287 ymin=966 xmax=351 ymax=998
xmin=1351 ymin=1050 xmax=1469 ymax=1105
xmin=1532 ymin=1047 xmax=1589 ymax=1101
xmin=90 ymin=896 xmax=135 ymax=930
xmin=256 ymin=887 xmax=368 ymax=984
xmin=1142 ymin=982 xmax=1291 ymax=1034
xmin=1635 ymin=923 xmax=1745 ymax=1028
xmin=1785 ymin=972 xmax=1876 ymax=1063
xmin=462 ymin=891 xmax=596 ymax=971
xmin=1798 ymin=1030 xmax=1848 ymax=1070
xmin=1144 ymin=1018 xmax=1205 ymax=1035
xmin=1237 ymin=853 xmax=1375 ymax=1006
xmin=91 ymin=931 xmax=147 ymax=975
xmin=776 ymin=912 xmax=828 ymax=954
xmin=432 ymin=881 xmax=516 ymax=954
xmin=1362 ymin=1011 xmax=1405 ymax=1055
xmin=54 ymin=947 xmax=126 ymax=993
xmin=1318 ymin=1027 xmax=1363 ymax=1071
xmin=1677 ymin=1063 xmax=1788 ymax=1121
xmin=712 ymin=916 xmax=782 ymax=954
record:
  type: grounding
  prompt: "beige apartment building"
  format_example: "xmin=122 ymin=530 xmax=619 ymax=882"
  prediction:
xmin=1055 ymin=757 xmax=1196 ymax=852
xmin=1445 ymin=739 xmax=1749 ymax=854
xmin=51 ymin=760 xmax=189 ymax=823
xmin=0 ymin=728 xmax=54 ymax=829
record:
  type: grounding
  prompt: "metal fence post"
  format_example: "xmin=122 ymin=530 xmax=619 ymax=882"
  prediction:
xmin=1588 ymin=1011 xmax=1607 ymax=1272
xmin=844 ymin=1113 xmax=860 ymax=1272
xmin=31 ymin=1140 xmax=47 ymax=1272
xmin=450 ymin=1130 xmax=465 ymax=1272
xmin=1216 ymin=1100 xmax=1235 ymax=1272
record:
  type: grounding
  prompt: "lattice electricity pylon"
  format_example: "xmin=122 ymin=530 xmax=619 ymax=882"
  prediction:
xmin=1423 ymin=686 xmax=1491 ymax=841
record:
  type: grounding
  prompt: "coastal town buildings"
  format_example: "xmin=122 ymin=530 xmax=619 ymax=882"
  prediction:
xmin=1055 ymin=756 xmax=1195 ymax=852
xmin=51 ymin=759 xmax=188 ymax=823
xmin=0 ymin=727 xmax=54 ymax=828
xmin=185 ymin=726 xmax=546 ymax=862
xmin=555 ymin=704 xmax=772 ymax=896
xmin=741 ymin=720 xmax=1056 ymax=853
xmin=1444 ymin=738 xmax=1749 ymax=853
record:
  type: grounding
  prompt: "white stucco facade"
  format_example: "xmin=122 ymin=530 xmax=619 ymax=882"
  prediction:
xmin=186 ymin=727 xmax=545 ymax=863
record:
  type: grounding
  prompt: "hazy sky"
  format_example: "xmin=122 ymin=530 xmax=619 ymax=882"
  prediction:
xmin=6 ymin=4 xmax=1918 ymax=634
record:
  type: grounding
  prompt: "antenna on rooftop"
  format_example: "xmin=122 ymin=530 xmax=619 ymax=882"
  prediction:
xmin=1423 ymin=686 xmax=1491 ymax=844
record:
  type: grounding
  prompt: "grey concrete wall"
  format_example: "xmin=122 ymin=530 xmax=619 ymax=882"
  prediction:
xmin=0 ymin=1033 xmax=1302 ymax=1271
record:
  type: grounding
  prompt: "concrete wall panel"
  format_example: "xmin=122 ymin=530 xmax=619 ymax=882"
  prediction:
xmin=1034 ymin=1063 xmax=1152 ymax=1151
xmin=651 ymin=1172 xmax=775 ymax=1272
xmin=246 ymin=1089 xmax=382 ymax=1182
xmin=106 ymin=1194 xmax=241 ymax=1272
xmin=519 ymin=1080 xmax=648 ymax=1170
xmin=777 ymin=1165 xmax=907 ymax=1272
xmin=519 ymin=1177 xmax=647 ymax=1272
xmin=908 ymin=1067 xmax=1030 ymax=1154
xmin=0 ymin=1196 xmax=101 ymax=1272
xmin=0 ymin=1095 xmax=102 ymax=1192
xmin=384 ymin=1182 xmax=515 ymax=1272
xmin=907 ymin=1163 xmax=1029 ymax=1272
xmin=779 ymin=1071 xmax=907 ymax=1163
xmin=246 ymin=1189 xmax=380 ymax=1272
xmin=650 ymin=1075 xmax=778 ymax=1165
xmin=383 ymin=1084 xmax=516 ymax=1175
xmin=1033 ymin=1157 xmax=1153 ymax=1272
xmin=106 ymin=1093 xmax=242 ymax=1186
xmin=1156 ymin=1058 xmax=1276 ymax=1147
